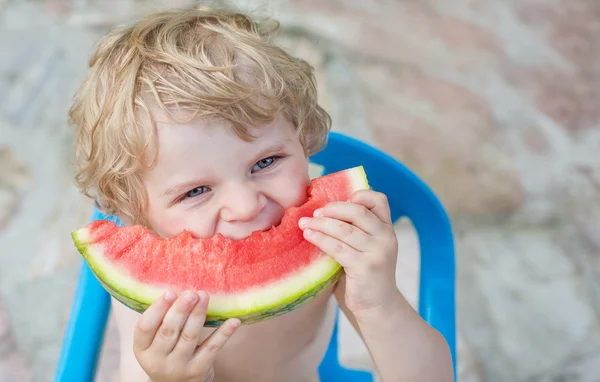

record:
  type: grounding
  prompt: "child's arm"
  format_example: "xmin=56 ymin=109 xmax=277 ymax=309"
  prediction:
xmin=298 ymin=190 xmax=454 ymax=381
xmin=112 ymin=291 xmax=240 ymax=382
xmin=336 ymin=284 xmax=453 ymax=381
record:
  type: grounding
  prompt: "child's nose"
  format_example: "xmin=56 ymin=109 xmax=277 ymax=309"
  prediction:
xmin=220 ymin=183 xmax=267 ymax=222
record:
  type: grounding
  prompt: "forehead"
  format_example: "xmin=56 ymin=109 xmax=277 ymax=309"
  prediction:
xmin=157 ymin=110 xmax=295 ymax=146
xmin=144 ymin=108 xmax=299 ymax=170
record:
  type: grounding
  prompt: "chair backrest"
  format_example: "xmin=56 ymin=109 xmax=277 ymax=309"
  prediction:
xmin=310 ymin=132 xmax=456 ymax=367
xmin=55 ymin=132 xmax=456 ymax=381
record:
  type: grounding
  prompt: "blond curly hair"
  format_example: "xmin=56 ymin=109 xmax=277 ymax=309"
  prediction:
xmin=69 ymin=6 xmax=331 ymax=226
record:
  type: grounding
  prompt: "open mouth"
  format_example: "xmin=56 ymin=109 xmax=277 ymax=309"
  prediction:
xmin=236 ymin=216 xmax=285 ymax=239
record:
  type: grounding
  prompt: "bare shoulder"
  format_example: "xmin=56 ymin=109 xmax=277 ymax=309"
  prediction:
xmin=111 ymin=297 xmax=140 ymax=349
xmin=110 ymin=297 xmax=149 ymax=381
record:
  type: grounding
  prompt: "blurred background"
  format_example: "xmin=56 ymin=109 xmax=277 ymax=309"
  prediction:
xmin=1 ymin=0 xmax=599 ymax=381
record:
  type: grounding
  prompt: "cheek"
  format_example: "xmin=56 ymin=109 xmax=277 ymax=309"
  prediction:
xmin=145 ymin=204 xmax=216 ymax=239
xmin=275 ymin=160 xmax=310 ymax=207
xmin=144 ymin=210 xmax=182 ymax=238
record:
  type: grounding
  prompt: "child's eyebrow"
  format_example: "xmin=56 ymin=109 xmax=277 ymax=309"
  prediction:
xmin=162 ymin=142 xmax=291 ymax=198
xmin=162 ymin=180 xmax=209 ymax=197
xmin=252 ymin=142 xmax=288 ymax=161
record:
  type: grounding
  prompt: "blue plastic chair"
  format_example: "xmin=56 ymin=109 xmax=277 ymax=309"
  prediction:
xmin=55 ymin=131 xmax=456 ymax=381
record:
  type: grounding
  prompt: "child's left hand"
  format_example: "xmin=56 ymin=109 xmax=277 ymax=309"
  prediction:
xmin=298 ymin=190 xmax=399 ymax=320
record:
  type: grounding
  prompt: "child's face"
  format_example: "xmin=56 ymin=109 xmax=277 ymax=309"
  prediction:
xmin=140 ymin=110 xmax=310 ymax=240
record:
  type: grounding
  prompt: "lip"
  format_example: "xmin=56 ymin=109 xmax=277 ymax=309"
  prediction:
xmin=236 ymin=223 xmax=279 ymax=239
xmin=229 ymin=216 xmax=284 ymax=240
xmin=216 ymin=204 xmax=287 ymax=240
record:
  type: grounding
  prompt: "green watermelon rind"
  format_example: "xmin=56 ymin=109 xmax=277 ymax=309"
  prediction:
xmin=72 ymin=165 xmax=369 ymax=326
xmin=73 ymin=229 xmax=344 ymax=326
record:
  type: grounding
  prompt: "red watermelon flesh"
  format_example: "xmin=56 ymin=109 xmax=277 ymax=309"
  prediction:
xmin=72 ymin=166 xmax=370 ymax=325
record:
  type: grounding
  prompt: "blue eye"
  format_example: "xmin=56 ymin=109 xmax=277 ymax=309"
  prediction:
xmin=185 ymin=186 xmax=209 ymax=198
xmin=252 ymin=156 xmax=277 ymax=172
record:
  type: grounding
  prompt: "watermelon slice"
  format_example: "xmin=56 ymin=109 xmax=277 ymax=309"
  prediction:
xmin=72 ymin=166 xmax=370 ymax=326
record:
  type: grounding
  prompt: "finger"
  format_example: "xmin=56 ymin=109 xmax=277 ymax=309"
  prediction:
xmin=191 ymin=318 xmax=241 ymax=368
xmin=152 ymin=291 xmax=199 ymax=354
xmin=134 ymin=290 xmax=177 ymax=352
xmin=299 ymin=216 xmax=371 ymax=252
xmin=303 ymin=228 xmax=357 ymax=267
xmin=171 ymin=291 xmax=209 ymax=358
xmin=350 ymin=190 xmax=392 ymax=224
xmin=314 ymin=200 xmax=384 ymax=235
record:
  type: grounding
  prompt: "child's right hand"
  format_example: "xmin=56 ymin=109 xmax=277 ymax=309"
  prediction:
xmin=133 ymin=290 xmax=241 ymax=382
